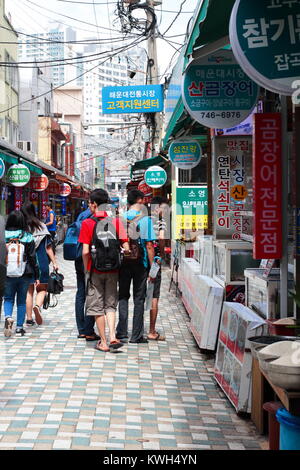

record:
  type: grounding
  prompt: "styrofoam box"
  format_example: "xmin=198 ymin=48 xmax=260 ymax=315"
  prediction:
xmin=181 ymin=258 xmax=202 ymax=316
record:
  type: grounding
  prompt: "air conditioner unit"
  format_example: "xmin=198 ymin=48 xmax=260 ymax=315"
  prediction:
xmin=17 ymin=141 xmax=32 ymax=153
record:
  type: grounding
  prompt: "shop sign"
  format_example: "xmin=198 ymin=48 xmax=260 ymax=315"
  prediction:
xmin=144 ymin=166 xmax=167 ymax=188
xmin=230 ymin=0 xmax=300 ymax=96
xmin=213 ymin=136 xmax=252 ymax=240
xmin=138 ymin=180 xmax=153 ymax=202
xmin=102 ymin=84 xmax=164 ymax=114
xmin=41 ymin=191 xmax=48 ymax=220
xmin=7 ymin=164 xmax=30 ymax=187
xmin=169 ymin=140 xmax=202 ymax=169
xmin=175 ymin=186 xmax=208 ymax=239
xmin=48 ymin=179 xmax=60 ymax=194
xmin=165 ymin=48 xmax=185 ymax=127
xmin=60 ymin=196 xmax=67 ymax=215
xmin=253 ymin=113 xmax=282 ymax=259
xmin=182 ymin=49 xmax=259 ymax=129
xmin=31 ymin=174 xmax=49 ymax=192
xmin=60 ymin=183 xmax=71 ymax=197
xmin=14 ymin=187 xmax=23 ymax=211
xmin=0 ymin=158 xmax=5 ymax=179
xmin=30 ymin=191 xmax=38 ymax=202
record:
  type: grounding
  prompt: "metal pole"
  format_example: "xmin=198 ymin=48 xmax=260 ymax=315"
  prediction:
xmin=146 ymin=0 xmax=161 ymax=157
xmin=280 ymin=95 xmax=289 ymax=318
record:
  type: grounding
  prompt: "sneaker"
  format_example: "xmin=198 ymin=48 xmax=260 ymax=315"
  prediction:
xmin=4 ymin=317 xmax=14 ymax=337
xmin=33 ymin=305 xmax=43 ymax=325
xmin=15 ymin=328 xmax=26 ymax=336
xmin=26 ymin=319 xmax=36 ymax=326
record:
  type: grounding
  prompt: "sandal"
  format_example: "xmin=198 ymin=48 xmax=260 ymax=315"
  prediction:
xmin=95 ymin=341 xmax=110 ymax=352
xmin=109 ymin=340 xmax=124 ymax=350
xmin=147 ymin=333 xmax=166 ymax=341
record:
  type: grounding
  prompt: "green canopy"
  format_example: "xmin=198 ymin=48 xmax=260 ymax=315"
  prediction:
xmin=185 ymin=0 xmax=235 ymax=58
xmin=130 ymin=155 xmax=166 ymax=179
xmin=0 ymin=152 xmax=43 ymax=175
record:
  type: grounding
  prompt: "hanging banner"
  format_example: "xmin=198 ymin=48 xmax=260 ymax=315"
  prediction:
xmin=0 ymin=158 xmax=5 ymax=179
xmin=182 ymin=49 xmax=259 ymax=129
xmin=31 ymin=174 xmax=49 ymax=192
xmin=213 ymin=136 xmax=252 ymax=240
xmin=102 ymin=84 xmax=164 ymax=114
xmin=144 ymin=166 xmax=167 ymax=188
xmin=253 ymin=113 xmax=282 ymax=259
xmin=60 ymin=195 xmax=67 ymax=215
xmin=41 ymin=191 xmax=48 ymax=220
xmin=175 ymin=186 xmax=208 ymax=239
xmin=29 ymin=191 xmax=39 ymax=202
xmin=14 ymin=188 xmax=23 ymax=211
xmin=169 ymin=140 xmax=202 ymax=169
xmin=230 ymin=0 xmax=300 ymax=96
xmin=60 ymin=183 xmax=71 ymax=197
xmin=7 ymin=164 xmax=30 ymax=187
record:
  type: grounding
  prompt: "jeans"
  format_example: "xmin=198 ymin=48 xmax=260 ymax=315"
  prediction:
xmin=4 ymin=276 xmax=31 ymax=327
xmin=75 ymin=258 xmax=95 ymax=335
xmin=117 ymin=262 xmax=148 ymax=342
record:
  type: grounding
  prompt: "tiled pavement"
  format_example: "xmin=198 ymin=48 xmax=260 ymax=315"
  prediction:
xmin=0 ymin=247 xmax=267 ymax=450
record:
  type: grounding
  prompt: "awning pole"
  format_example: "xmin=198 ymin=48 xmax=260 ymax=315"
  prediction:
xmin=280 ymin=95 xmax=289 ymax=319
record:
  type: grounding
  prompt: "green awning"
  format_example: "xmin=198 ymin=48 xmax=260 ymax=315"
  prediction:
xmin=131 ymin=155 xmax=166 ymax=179
xmin=0 ymin=152 xmax=43 ymax=175
xmin=185 ymin=0 xmax=235 ymax=58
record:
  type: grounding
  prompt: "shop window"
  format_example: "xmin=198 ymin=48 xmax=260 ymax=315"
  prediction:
xmin=177 ymin=156 xmax=207 ymax=186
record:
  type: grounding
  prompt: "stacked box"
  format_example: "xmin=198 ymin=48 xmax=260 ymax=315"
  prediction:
xmin=191 ymin=275 xmax=224 ymax=351
xmin=181 ymin=258 xmax=201 ymax=316
xmin=214 ymin=302 xmax=268 ymax=413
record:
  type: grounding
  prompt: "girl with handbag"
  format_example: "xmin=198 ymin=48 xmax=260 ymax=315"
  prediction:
xmin=21 ymin=203 xmax=58 ymax=326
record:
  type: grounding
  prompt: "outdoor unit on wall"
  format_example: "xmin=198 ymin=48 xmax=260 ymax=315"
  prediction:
xmin=17 ymin=141 xmax=32 ymax=153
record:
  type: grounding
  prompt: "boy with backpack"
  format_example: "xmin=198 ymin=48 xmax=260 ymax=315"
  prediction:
xmin=78 ymin=189 xmax=130 ymax=352
xmin=4 ymin=211 xmax=40 ymax=337
xmin=116 ymin=189 xmax=156 ymax=344
xmin=64 ymin=206 xmax=99 ymax=341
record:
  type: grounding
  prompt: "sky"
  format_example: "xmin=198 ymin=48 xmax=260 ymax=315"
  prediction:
xmin=5 ymin=0 xmax=198 ymax=83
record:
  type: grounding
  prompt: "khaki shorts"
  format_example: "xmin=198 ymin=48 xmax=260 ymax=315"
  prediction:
xmin=85 ymin=272 xmax=118 ymax=316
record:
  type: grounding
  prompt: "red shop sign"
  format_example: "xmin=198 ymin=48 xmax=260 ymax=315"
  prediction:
xmin=31 ymin=174 xmax=49 ymax=192
xmin=138 ymin=180 xmax=153 ymax=198
xmin=48 ymin=179 xmax=60 ymax=194
xmin=60 ymin=183 xmax=71 ymax=197
xmin=253 ymin=113 xmax=282 ymax=259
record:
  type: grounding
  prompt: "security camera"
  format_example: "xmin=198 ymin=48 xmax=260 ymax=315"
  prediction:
xmin=127 ymin=69 xmax=136 ymax=79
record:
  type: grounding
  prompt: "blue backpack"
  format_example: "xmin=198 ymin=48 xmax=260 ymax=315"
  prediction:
xmin=63 ymin=210 xmax=91 ymax=261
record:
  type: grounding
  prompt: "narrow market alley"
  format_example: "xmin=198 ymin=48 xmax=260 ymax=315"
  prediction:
xmin=0 ymin=248 xmax=266 ymax=451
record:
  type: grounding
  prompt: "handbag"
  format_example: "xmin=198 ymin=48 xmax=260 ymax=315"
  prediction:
xmin=43 ymin=269 xmax=64 ymax=310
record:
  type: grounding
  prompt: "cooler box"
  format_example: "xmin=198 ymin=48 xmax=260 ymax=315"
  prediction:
xmin=181 ymin=258 xmax=201 ymax=316
xmin=214 ymin=302 xmax=267 ymax=413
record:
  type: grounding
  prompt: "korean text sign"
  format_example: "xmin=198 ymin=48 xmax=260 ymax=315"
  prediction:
xmin=230 ymin=0 xmax=300 ymax=95
xmin=169 ymin=140 xmax=202 ymax=169
xmin=102 ymin=85 xmax=164 ymax=114
xmin=253 ymin=113 xmax=282 ymax=259
xmin=182 ymin=50 xmax=259 ymax=129
xmin=175 ymin=187 xmax=208 ymax=239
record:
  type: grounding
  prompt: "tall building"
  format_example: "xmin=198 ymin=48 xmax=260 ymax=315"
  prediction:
xmin=18 ymin=23 xmax=82 ymax=88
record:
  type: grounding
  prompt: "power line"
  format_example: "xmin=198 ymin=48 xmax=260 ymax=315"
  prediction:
xmin=161 ymin=0 xmax=188 ymax=36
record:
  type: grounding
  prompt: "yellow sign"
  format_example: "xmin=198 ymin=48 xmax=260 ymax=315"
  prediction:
xmin=175 ymin=215 xmax=208 ymax=239
xmin=230 ymin=184 xmax=248 ymax=201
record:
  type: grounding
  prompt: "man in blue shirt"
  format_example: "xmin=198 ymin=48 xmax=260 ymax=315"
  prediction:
xmin=116 ymin=190 xmax=156 ymax=344
xmin=45 ymin=203 xmax=57 ymax=241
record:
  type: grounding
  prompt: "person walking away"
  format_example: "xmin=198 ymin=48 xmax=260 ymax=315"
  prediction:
xmin=45 ymin=203 xmax=57 ymax=250
xmin=79 ymin=189 xmax=130 ymax=352
xmin=147 ymin=196 xmax=169 ymax=341
xmin=4 ymin=211 xmax=40 ymax=337
xmin=74 ymin=206 xmax=99 ymax=341
xmin=21 ymin=203 xmax=58 ymax=326
xmin=116 ymin=189 xmax=156 ymax=344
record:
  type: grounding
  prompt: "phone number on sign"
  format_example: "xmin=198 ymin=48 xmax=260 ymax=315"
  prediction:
xmin=200 ymin=111 xmax=242 ymax=119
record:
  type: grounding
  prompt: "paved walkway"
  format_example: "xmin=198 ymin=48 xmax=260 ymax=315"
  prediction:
xmin=0 ymin=248 xmax=266 ymax=450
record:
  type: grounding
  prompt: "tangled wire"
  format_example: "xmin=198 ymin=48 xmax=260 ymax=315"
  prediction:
xmin=116 ymin=1 xmax=157 ymax=36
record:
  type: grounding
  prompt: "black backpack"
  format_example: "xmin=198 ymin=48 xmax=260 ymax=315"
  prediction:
xmin=90 ymin=216 xmax=121 ymax=273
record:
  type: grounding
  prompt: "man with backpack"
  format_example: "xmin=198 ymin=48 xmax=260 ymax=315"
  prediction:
xmin=78 ymin=189 xmax=130 ymax=352
xmin=116 ymin=189 xmax=156 ymax=344
xmin=69 ymin=206 xmax=100 ymax=341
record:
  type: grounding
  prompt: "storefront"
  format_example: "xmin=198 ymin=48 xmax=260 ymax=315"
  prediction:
xmin=163 ymin=0 xmax=300 ymax=449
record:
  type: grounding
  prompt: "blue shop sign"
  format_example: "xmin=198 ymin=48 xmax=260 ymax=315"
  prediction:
xmin=102 ymin=85 xmax=164 ymax=114
xmin=169 ymin=140 xmax=202 ymax=170
xmin=230 ymin=0 xmax=300 ymax=96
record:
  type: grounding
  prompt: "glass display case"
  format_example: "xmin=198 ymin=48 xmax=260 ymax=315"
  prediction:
xmin=245 ymin=268 xmax=294 ymax=319
xmin=213 ymin=240 xmax=261 ymax=287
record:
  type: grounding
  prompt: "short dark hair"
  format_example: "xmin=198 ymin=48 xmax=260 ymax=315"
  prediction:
xmin=127 ymin=189 xmax=144 ymax=206
xmin=46 ymin=202 xmax=52 ymax=208
xmin=6 ymin=210 xmax=27 ymax=232
xmin=151 ymin=196 xmax=169 ymax=206
xmin=89 ymin=188 xmax=109 ymax=206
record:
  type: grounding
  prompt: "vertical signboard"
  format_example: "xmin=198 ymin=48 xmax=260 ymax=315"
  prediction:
xmin=253 ymin=113 xmax=282 ymax=259
xmin=175 ymin=186 xmax=208 ymax=239
xmin=213 ymin=136 xmax=252 ymax=239
xmin=14 ymin=188 xmax=23 ymax=211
